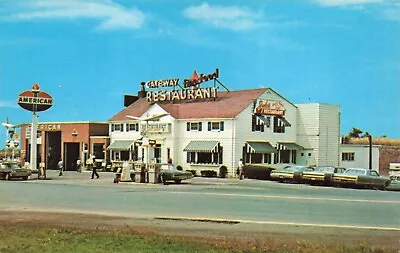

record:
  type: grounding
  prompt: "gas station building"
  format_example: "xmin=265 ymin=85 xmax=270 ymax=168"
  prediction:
xmin=19 ymin=122 xmax=109 ymax=171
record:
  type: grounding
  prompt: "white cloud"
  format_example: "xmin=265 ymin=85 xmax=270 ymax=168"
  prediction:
xmin=6 ymin=0 xmax=145 ymax=30
xmin=183 ymin=3 xmax=267 ymax=31
xmin=314 ymin=0 xmax=383 ymax=6
xmin=381 ymin=3 xmax=400 ymax=21
xmin=0 ymin=101 xmax=18 ymax=108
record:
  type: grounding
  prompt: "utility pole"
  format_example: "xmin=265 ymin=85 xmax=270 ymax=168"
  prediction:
xmin=366 ymin=132 xmax=372 ymax=170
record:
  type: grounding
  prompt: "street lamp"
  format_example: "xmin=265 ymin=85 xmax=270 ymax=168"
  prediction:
xmin=365 ymin=132 xmax=372 ymax=170
xmin=2 ymin=119 xmax=14 ymax=160
xmin=2 ymin=120 xmax=21 ymax=161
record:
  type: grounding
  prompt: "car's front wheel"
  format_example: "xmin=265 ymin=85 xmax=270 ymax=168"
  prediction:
xmin=174 ymin=179 xmax=181 ymax=184
xmin=379 ymin=182 xmax=389 ymax=191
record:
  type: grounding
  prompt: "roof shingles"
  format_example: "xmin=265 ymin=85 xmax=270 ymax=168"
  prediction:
xmin=109 ymin=88 xmax=267 ymax=121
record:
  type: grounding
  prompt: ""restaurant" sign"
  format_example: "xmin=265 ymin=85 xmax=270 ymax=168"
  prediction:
xmin=147 ymin=87 xmax=218 ymax=103
xmin=145 ymin=68 xmax=220 ymax=103
xmin=255 ymin=100 xmax=286 ymax=116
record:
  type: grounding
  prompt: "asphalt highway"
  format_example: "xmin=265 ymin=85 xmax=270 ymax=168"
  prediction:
xmin=1 ymin=170 xmax=399 ymax=232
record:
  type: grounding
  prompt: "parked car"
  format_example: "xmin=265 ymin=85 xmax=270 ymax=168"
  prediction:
xmin=302 ymin=166 xmax=346 ymax=186
xmin=270 ymin=165 xmax=313 ymax=183
xmin=158 ymin=164 xmax=193 ymax=185
xmin=332 ymin=168 xmax=391 ymax=190
xmin=0 ymin=161 xmax=32 ymax=180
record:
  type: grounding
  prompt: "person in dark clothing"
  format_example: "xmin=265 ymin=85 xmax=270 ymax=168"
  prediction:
xmin=58 ymin=160 xmax=63 ymax=176
xmin=90 ymin=156 xmax=99 ymax=179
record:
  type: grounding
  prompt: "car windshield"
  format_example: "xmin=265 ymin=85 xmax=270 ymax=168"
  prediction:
xmin=314 ymin=167 xmax=335 ymax=173
xmin=344 ymin=169 xmax=366 ymax=175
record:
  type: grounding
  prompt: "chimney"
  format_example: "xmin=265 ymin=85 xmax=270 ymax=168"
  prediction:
xmin=138 ymin=82 xmax=146 ymax=98
xmin=124 ymin=95 xmax=138 ymax=107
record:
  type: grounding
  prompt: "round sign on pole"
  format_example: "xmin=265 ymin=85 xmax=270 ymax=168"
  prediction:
xmin=17 ymin=90 xmax=53 ymax=112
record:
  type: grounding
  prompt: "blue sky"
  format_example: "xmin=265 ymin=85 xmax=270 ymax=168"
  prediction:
xmin=0 ymin=0 xmax=399 ymax=147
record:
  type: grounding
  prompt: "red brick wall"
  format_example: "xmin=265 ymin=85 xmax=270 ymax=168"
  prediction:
xmin=19 ymin=122 xmax=109 ymax=165
xmin=379 ymin=148 xmax=400 ymax=176
xmin=89 ymin=123 xmax=109 ymax=136
xmin=61 ymin=123 xmax=90 ymax=143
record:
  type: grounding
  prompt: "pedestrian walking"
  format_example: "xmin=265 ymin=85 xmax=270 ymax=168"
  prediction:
xmin=238 ymin=158 xmax=244 ymax=180
xmin=76 ymin=159 xmax=81 ymax=173
xmin=89 ymin=156 xmax=99 ymax=179
xmin=58 ymin=160 xmax=63 ymax=176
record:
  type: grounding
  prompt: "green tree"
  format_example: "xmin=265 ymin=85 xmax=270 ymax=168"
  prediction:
xmin=348 ymin=127 xmax=363 ymax=138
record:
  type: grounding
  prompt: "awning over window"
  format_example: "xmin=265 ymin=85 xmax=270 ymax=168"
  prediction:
xmin=183 ymin=140 xmax=220 ymax=152
xmin=278 ymin=117 xmax=291 ymax=127
xmin=107 ymin=140 xmax=135 ymax=150
xmin=246 ymin=141 xmax=277 ymax=153
xmin=277 ymin=142 xmax=304 ymax=150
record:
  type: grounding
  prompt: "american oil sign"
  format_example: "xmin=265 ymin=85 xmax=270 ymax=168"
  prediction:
xmin=17 ymin=84 xmax=53 ymax=112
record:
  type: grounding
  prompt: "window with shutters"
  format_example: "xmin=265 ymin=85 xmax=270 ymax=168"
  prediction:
xmin=273 ymin=117 xmax=285 ymax=133
xmin=186 ymin=122 xmax=202 ymax=131
xmin=127 ymin=123 xmax=139 ymax=132
xmin=252 ymin=115 xmax=265 ymax=132
xmin=207 ymin=121 xmax=224 ymax=131
xmin=111 ymin=123 xmax=123 ymax=132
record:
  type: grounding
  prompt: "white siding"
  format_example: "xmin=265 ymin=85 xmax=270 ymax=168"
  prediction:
xmin=296 ymin=103 xmax=340 ymax=167
xmin=175 ymin=118 xmax=234 ymax=173
xmin=234 ymin=90 xmax=298 ymax=169
xmin=108 ymin=89 xmax=341 ymax=177
xmin=340 ymin=144 xmax=380 ymax=172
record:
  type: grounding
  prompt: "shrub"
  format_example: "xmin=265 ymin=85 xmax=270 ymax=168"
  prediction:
xmin=243 ymin=164 xmax=275 ymax=180
xmin=219 ymin=166 xmax=228 ymax=178
xmin=200 ymin=170 xmax=217 ymax=178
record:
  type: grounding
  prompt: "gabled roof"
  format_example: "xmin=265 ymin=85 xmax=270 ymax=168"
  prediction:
xmin=109 ymin=88 xmax=268 ymax=121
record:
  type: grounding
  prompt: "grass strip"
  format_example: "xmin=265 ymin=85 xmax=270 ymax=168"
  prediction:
xmin=0 ymin=223 xmax=397 ymax=253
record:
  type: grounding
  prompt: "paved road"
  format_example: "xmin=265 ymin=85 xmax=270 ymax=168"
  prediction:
xmin=1 ymin=170 xmax=399 ymax=231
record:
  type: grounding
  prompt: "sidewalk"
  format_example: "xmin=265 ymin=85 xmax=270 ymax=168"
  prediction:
xmin=28 ymin=169 xmax=242 ymax=186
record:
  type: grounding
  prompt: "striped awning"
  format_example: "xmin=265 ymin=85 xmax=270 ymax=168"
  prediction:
xmin=183 ymin=140 xmax=219 ymax=152
xmin=107 ymin=140 xmax=135 ymax=150
xmin=247 ymin=141 xmax=277 ymax=153
xmin=277 ymin=142 xmax=304 ymax=150
xmin=279 ymin=117 xmax=291 ymax=127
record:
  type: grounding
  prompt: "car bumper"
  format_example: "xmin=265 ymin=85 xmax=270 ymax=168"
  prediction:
xmin=11 ymin=172 xmax=31 ymax=177
xmin=271 ymin=173 xmax=294 ymax=180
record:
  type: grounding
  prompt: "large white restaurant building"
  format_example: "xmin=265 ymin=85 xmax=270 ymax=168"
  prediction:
xmin=108 ymin=70 xmax=340 ymax=176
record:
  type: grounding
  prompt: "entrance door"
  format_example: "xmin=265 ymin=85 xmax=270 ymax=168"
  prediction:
xmin=64 ymin=142 xmax=80 ymax=171
xmin=45 ymin=132 xmax=61 ymax=170
xmin=279 ymin=150 xmax=290 ymax=163
xmin=154 ymin=144 xmax=161 ymax=163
